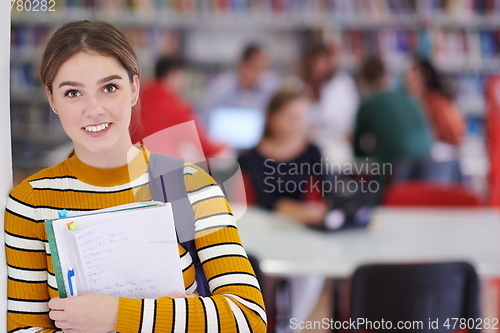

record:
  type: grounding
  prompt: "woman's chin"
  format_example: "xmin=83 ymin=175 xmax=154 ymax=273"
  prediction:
xmin=76 ymin=140 xmax=123 ymax=157
xmin=70 ymin=129 xmax=134 ymax=162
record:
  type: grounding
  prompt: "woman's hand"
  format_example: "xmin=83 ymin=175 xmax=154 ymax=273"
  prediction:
xmin=275 ymin=198 xmax=329 ymax=226
xmin=48 ymin=292 xmax=118 ymax=333
xmin=48 ymin=291 xmax=196 ymax=332
xmin=302 ymin=201 xmax=329 ymax=226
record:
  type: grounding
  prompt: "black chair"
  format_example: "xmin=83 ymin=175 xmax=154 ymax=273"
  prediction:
xmin=350 ymin=262 xmax=480 ymax=333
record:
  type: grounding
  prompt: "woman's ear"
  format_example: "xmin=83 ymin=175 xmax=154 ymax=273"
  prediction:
xmin=44 ymin=86 xmax=55 ymax=109
xmin=131 ymin=75 xmax=140 ymax=105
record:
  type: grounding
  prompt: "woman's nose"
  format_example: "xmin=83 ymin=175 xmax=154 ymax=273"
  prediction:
xmin=83 ymin=96 xmax=104 ymax=117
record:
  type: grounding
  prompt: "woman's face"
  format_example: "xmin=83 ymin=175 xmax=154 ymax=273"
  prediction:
xmin=46 ymin=51 xmax=139 ymax=158
xmin=405 ymin=62 xmax=425 ymax=98
xmin=310 ymin=54 xmax=331 ymax=82
xmin=270 ymin=97 xmax=310 ymax=138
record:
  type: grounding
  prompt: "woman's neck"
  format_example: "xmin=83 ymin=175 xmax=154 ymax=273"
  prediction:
xmin=258 ymin=134 xmax=308 ymax=162
xmin=268 ymin=133 xmax=299 ymax=145
xmin=74 ymin=142 xmax=140 ymax=169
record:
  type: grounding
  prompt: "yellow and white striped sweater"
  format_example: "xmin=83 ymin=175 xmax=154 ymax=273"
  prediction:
xmin=5 ymin=148 xmax=266 ymax=333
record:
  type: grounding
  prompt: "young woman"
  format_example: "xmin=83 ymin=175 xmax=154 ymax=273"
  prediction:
xmin=5 ymin=20 xmax=266 ymax=333
xmin=238 ymin=88 xmax=330 ymax=226
xmin=405 ymin=56 xmax=466 ymax=147
xmin=300 ymin=42 xmax=359 ymax=164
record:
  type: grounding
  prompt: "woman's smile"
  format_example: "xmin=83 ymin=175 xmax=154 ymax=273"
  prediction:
xmin=82 ymin=122 xmax=112 ymax=137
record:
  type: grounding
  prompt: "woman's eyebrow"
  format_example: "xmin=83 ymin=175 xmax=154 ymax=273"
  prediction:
xmin=57 ymin=75 xmax=123 ymax=89
xmin=97 ymin=75 xmax=123 ymax=85
xmin=58 ymin=81 xmax=83 ymax=88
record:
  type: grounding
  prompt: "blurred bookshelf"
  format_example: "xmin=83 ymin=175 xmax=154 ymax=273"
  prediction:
xmin=10 ymin=0 xmax=499 ymax=179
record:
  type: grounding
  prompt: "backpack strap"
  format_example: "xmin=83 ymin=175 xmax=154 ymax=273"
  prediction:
xmin=148 ymin=153 xmax=195 ymax=244
xmin=148 ymin=153 xmax=211 ymax=297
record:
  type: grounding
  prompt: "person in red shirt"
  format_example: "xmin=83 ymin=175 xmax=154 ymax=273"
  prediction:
xmin=405 ymin=56 xmax=466 ymax=146
xmin=131 ymin=56 xmax=228 ymax=159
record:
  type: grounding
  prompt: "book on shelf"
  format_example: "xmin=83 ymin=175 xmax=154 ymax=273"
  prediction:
xmin=10 ymin=0 xmax=498 ymax=118
xmin=8 ymin=0 xmax=500 ymax=18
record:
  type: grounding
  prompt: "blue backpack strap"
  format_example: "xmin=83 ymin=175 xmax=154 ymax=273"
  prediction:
xmin=148 ymin=153 xmax=211 ymax=297
xmin=181 ymin=240 xmax=211 ymax=297
xmin=148 ymin=153 xmax=195 ymax=243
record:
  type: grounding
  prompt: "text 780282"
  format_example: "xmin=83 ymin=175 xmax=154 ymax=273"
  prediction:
xmin=11 ymin=0 xmax=55 ymax=11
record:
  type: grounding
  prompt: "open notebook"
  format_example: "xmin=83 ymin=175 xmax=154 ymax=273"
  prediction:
xmin=45 ymin=201 xmax=185 ymax=298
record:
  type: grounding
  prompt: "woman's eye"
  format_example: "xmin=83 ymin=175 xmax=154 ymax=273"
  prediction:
xmin=103 ymin=84 xmax=118 ymax=93
xmin=65 ymin=90 xmax=81 ymax=98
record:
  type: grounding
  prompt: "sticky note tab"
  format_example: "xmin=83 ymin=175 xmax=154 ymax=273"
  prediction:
xmin=66 ymin=222 xmax=78 ymax=230
xmin=58 ymin=209 xmax=68 ymax=218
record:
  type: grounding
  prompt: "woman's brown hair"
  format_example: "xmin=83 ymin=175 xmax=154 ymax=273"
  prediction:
xmin=40 ymin=20 xmax=140 ymax=91
xmin=262 ymin=88 xmax=305 ymax=139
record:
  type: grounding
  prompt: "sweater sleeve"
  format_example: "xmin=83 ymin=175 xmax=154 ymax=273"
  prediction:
xmin=5 ymin=180 xmax=61 ymax=333
xmin=115 ymin=164 xmax=267 ymax=333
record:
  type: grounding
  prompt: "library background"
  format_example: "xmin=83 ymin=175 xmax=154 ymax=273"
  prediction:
xmin=8 ymin=0 xmax=500 ymax=331
xmin=10 ymin=0 xmax=498 ymax=198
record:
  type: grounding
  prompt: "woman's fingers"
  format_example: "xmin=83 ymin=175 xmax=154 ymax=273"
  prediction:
xmin=49 ymin=309 xmax=65 ymax=321
xmin=53 ymin=319 xmax=71 ymax=329
xmin=48 ymin=297 xmax=65 ymax=310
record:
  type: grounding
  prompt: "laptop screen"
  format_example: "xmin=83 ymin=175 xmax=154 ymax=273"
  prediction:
xmin=208 ymin=107 xmax=265 ymax=149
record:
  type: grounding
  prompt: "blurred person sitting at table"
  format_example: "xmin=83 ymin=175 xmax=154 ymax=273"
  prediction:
xmin=405 ymin=55 xmax=466 ymax=159
xmin=301 ymin=41 xmax=360 ymax=164
xmin=238 ymin=87 xmax=333 ymax=332
xmin=200 ymin=43 xmax=280 ymax=126
xmin=238 ymin=87 xmax=330 ymax=226
xmin=131 ymin=55 xmax=230 ymax=159
xmin=352 ymin=55 xmax=433 ymax=180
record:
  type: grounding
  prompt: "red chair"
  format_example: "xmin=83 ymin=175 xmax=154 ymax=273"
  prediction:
xmin=383 ymin=181 xmax=482 ymax=207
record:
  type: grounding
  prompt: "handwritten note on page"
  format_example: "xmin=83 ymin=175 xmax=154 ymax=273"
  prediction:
xmin=50 ymin=202 xmax=185 ymax=299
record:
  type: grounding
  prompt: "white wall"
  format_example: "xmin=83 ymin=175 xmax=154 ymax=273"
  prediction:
xmin=1 ymin=5 xmax=12 ymax=330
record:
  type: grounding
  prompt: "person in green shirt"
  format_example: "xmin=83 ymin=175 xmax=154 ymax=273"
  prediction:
xmin=353 ymin=55 xmax=433 ymax=168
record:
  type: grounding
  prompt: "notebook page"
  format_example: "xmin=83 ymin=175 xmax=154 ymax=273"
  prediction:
xmin=49 ymin=202 xmax=165 ymax=297
xmin=68 ymin=203 xmax=184 ymax=298
xmin=48 ymin=201 xmax=172 ymax=297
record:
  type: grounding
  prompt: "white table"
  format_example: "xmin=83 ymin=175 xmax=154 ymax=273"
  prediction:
xmin=236 ymin=207 xmax=500 ymax=278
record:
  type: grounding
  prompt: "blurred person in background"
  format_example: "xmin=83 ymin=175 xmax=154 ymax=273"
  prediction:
xmin=301 ymin=41 xmax=360 ymax=164
xmin=201 ymin=43 xmax=280 ymax=125
xmin=238 ymin=88 xmax=329 ymax=225
xmin=131 ymin=56 xmax=230 ymax=159
xmin=238 ymin=88 xmax=332 ymax=332
xmin=405 ymin=56 xmax=466 ymax=159
xmin=353 ymin=55 xmax=433 ymax=173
